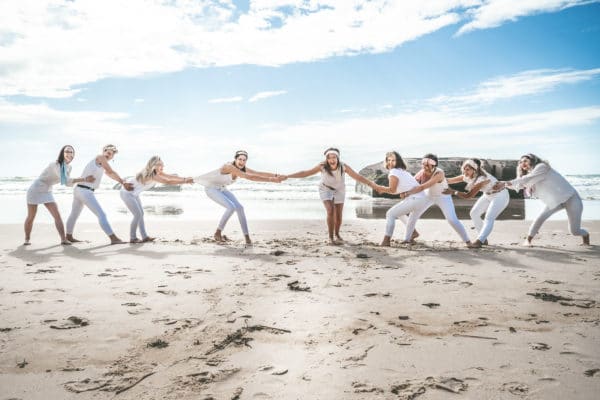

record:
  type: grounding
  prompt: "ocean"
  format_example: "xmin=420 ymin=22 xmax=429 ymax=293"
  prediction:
xmin=1 ymin=175 xmax=599 ymax=225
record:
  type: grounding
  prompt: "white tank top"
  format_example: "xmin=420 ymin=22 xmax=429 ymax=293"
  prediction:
xmin=464 ymin=173 xmax=497 ymax=194
xmin=121 ymin=177 xmax=156 ymax=196
xmin=80 ymin=158 xmax=105 ymax=189
xmin=320 ymin=164 xmax=344 ymax=190
xmin=425 ymin=167 xmax=448 ymax=197
xmin=388 ymin=168 xmax=425 ymax=197
xmin=194 ymin=166 xmax=234 ymax=188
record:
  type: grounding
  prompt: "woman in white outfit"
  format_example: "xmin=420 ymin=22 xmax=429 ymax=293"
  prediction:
xmin=65 ymin=144 xmax=133 ymax=245
xmin=402 ymin=154 xmax=472 ymax=247
xmin=444 ymin=159 xmax=509 ymax=248
xmin=121 ymin=156 xmax=194 ymax=243
xmin=495 ymin=153 xmax=590 ymax=246
xmin=286 ymin=147 xmax=375 ymax=245
xmin=24 ymin=145 xmax=96 ymax=245
xmin=194 ymin=150 xmax=284 ymax=246
xmin=370 ymin=151 xmax=429 ymax=246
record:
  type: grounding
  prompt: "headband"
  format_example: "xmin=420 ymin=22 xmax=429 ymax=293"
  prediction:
xmin=325 ymin=149 xmax=340 ymax=158
xmin=103 ymin=144 xmax=118 ymax=154
xmin=235 ymin=150 xmax=248 ymax=159
xmin=462 ymin=159 xmax=478 ymax=171
xmin=421 ymin=157 xmax=436 ymax=166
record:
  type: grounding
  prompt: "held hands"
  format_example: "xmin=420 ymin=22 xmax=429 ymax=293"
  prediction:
xmin=84 ymin=175 xmax=96 ymax=183
xmin=270 ymin=175 xmax=287 ymax=183
xmin=442 ymin=188 xmax=454 ymax=195
xmin=123 ymin=182 xmax=134 ymax=191
xmin=492 ymin=181 xmax=506 ymax=191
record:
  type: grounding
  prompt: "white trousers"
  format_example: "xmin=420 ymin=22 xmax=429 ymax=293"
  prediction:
xmin=120 ymin=191 xmax=148 ymax=240
xmin=529 ymin=192 xmax=588 ymax=238
xmin=470 ymin=190 xmax=510 ymax=242
xmin=408 ymin=194 xmax=470 ymax=242
xmin=385 ymin=195 xmax=431 ymax=241
xmin=66 ymin=186 xmax=113 ymax=236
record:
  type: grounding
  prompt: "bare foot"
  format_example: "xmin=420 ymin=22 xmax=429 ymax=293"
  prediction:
xmin=110 ymin=237 xmax=126 ymax=245
xmin=411 ymin=230 xmax=420 ymax=241
xmin=222 ymin=235 xmax=232 ymax=242
xmin=214 ymin=230 xmax=226 ymax=243
xmin=244 ymin=234 xmax=252 ymax=246
xmin=582 ymin=234 xmax=590 ymax=246
xmin=467 ymin=240 xmax=482 ymax=249
xmin=61 ymin=240 xmax=72 ymax=246
xmin=522 ymin=240 xmax=533 ymax=247
xmin=142 ymin=236 xmax=156 ymax=243
xmin=335 ymin=235 xmax=344 ymax=244
xmin=130 ymin=238 xmax=142 ymax=244
xmin=23 ymin=239 xmax=31 ymax=246
xmin=66 ymin=234 xmax=82 ymax=243
xmin=380 ymin=236 xmax=391 ymax=247
xmin=483 ymin=239 xmax=489 ymax=245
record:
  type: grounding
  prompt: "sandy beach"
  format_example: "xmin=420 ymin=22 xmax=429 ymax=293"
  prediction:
xmin=1 ymin=219 xmax=599 ymax=399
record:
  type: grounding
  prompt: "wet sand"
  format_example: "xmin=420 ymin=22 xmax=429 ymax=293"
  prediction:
xmin=1 ymin=219 xmax=599 ymax=399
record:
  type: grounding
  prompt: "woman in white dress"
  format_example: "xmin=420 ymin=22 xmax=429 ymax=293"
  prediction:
xmin=402 ymin=153 xmax=473 ymax=247
xmin=65 ymin=144 xmax=133 ymax=245
xmin=194 ymin=150 xmax=285 ymax=246
xmin=286 ymin=147 xmax=375 ymax=245
xmin=444 ymin=159 xmax=509 ymax=248
xmin=370 ymin=151 xmax=429 ymax=246
xmin=24 ymin=145 xmax=95 ymax=245
xmin=495 ymin=153 xmax=589 ymax=246
xmin=121 ymin=156 xmax=194 ymax=243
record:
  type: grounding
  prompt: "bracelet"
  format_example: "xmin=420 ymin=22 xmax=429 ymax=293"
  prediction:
xmin=454 ymin=191 xmax=459 ymax=196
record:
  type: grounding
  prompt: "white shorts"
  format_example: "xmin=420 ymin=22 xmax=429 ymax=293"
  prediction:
xmin=319 ymin=186 xmax=345 ymax=204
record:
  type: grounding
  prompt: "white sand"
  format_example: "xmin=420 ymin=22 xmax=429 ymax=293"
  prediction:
xmin=1 ymin=219 xmax=599 ymax=399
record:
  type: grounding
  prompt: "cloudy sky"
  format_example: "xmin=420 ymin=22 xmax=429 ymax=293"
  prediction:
xmin=1 ymin=0 xmax=599 ymax=177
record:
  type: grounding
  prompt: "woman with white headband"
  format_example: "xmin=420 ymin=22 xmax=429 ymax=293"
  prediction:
xmin=494 ymin=153 xmax=589 ymax=246
xmin=444 ymin=158 xmax=509 ymax=248
xmin=65 ymin=144 xmax=133 ymax=245
xmin=120 ymin=156 xmax=194 ymax=243
xmin=286 ymin=147 xmax=375 ymax=245
xmin=401 ymin=153 xmax=473 ymax=247
xmin=369 ymin=151 xmax=429 ymax=246
xmin=24 ymin=145 xmax=96 ymax=245
xmin=194 ymin=150 xmax=285 ymax=246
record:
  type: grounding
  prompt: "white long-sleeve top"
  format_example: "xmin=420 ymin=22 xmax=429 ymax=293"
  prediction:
xmin=510 ymin=163 xmax=575 ymax=209
xmin=30 ymin=162 xmax=74 ymax=192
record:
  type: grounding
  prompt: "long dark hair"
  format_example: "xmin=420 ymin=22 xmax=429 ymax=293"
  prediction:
xmin=517 ymin=153 xmax=548 ymax=178
xmin=57 ymin=145 xmax=74 ymax=166
xmin=323 ymin=147 xmax=343 ymax=176
xmin=386 ymin=151 xmax=407 ymax=170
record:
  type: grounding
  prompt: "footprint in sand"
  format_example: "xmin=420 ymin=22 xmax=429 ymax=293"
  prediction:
xmin=49 ymin=316 xmax=89 ymax=330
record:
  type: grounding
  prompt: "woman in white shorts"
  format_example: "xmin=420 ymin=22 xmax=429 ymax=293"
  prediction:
xmin=286 ymin=147 xmax=374 ymax=244
xmin=121 ymin=156 xmax=193 ymax=243
xmin=445 ymin=159 xmax=509 ymax=248
xmin=24 ymin=145 xmax=95 ymax=245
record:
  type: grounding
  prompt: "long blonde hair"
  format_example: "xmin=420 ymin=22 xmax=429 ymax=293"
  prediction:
xmin=136 ymin=156 xmax=161 ymax=184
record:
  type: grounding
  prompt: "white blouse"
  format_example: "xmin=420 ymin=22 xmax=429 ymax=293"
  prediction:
xmin=31 ymin=162 xmax=74 ymax=192
xmin=510 ymin=163 xmax=576 ymax=209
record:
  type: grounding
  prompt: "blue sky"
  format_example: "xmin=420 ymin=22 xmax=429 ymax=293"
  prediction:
xmin=1 ymin=0 xmax=600 ymax=176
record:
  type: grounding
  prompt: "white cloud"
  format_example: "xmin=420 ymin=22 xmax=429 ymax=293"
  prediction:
xmin=430 ymin=68 xmax=600 ymax=107
xmin=458 ymin=0 xmax=598 ymax=35
xmin=134 ymin=98 xmax=145 ymax=103
xmin=208 ymin=96 xmax=244 ymax=103
xmin=4 ymin=0 xmax=593 ymax=98
xmin=248 ymin=90 xmax=287 ymax=102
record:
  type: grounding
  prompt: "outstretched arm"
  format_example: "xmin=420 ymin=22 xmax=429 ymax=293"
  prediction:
xmin=154 ymin=173 xmax=194 ymax=185
xmin=97 ymin=155 xmax=128 ymax=187
xmin=405 ymin=170 xmax=444 ymax=196
xmin=446 ymin=175 xmax=464 ymax=184
xmin=286 ymin=164 xmax=322 ymax=179
xmin=444 ymin=179 xmax=490 ymax=199
xmin=245 ymin=167 xmax=279 ymax=178
xmin=223 ymin=164 xmax=283 ymax=183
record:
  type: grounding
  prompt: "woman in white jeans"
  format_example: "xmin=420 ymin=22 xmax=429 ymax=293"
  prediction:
xmin=24 ymin=145 xmax=96 ymax=245
xmin=194 ymin=150 xmax=285 ymax=246
xmin=66 ymin=144 xmax=133 ymax=245
xmin=369 ymin=151 xmax=429 ymax=246
xmin=121 ymin=156 xmax=193 ymax=243
xmin=402 ymin=154 xmax=472 ymax=247
xmin=445 ymin=159 xmax=509 ymax=248
xmin=495 ymin=154 xmax=589 ymax=246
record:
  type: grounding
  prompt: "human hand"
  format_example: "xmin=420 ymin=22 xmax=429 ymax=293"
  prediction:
xmin=85 ymin=175 xmax=96 ymax=183
xmin=442 ymin=188 xmax=453 ymax=195
xmin=123 ymin=182 xmax=134 ymax=191
xmin=492 ymin=182 xmax=505 ymax=191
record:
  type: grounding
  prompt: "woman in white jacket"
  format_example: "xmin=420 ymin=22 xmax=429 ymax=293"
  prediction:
xmin=496 ymin=154 xmax=589 ymax=246
xmin=24 ymin=145 xmax=95 ymax=245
